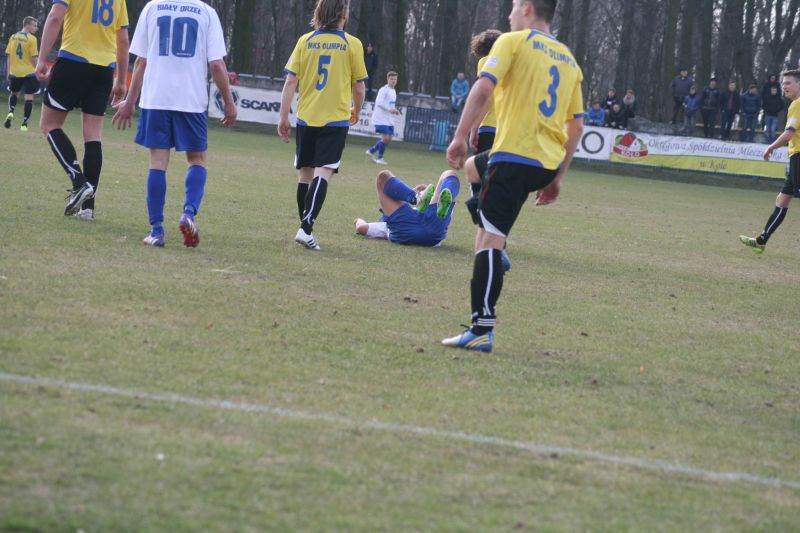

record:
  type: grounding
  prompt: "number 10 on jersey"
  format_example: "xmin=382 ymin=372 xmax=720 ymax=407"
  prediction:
xmin=157 ymin=16 xmax=199 ymax=58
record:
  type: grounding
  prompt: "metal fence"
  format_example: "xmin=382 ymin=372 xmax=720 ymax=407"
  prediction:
xmin=403 ymin=106 xmax=459 ymax=151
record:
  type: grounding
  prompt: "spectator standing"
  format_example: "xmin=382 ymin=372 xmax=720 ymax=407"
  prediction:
xmin=585 ymin=102 xmax=605 ymax=126
xmin=701 ymin=78 xmax=721 ymax=138
xmin=740 ymin=84 xmax=761 ymax=142
xmin=718 ymin=81 xmax=740 ymax=140
xmin=683 ymin=86 xmax=702 ymax=135
xmin=364 ymin=43 xmax=379 ymax=101
xmin=603 ymin=88 xmax=620 ymax=112
xmin=670 ymin=68 xmax=693 ymax=124
xmin=450 ymin=72 xmax=469 ymax=113
xmin=762 ymin=85 xmax=785 ymax=143
xmin=622 ymin=89 xmax=636 ymax=120
xmin=605 ymin=103 xmax=628 ymax=129
xmin=761 ymin=74 xmax=779 ymax=103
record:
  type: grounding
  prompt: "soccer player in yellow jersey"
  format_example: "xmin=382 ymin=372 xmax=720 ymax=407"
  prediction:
xmin=278 ymin=0 xmax=368 ymax=251
xmin=469 ymin=30 xmax=502 ymax=155
xmin=740 ymin=70 xmax=800 ymax=253
xmin=442 ymin=0 xmax=585 ymax=353
xmin=35 ymin=0 xmax=130 ymax=219
xmin=4 ymin=17 xmax=39 ymax=131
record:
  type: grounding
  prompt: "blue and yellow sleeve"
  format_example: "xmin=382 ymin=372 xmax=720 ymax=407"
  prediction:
xmin=787 ymin=100 xmax=800 ymax=131
xmin=567 ymin=78 xmax=585 ymax=119
xmin=479 ymin=33 xmax=515 ymax=86
xmin=350 ymin=38 xmax=368 ymax=83
xmin=284 ymin=38 xmax=303 ymax=77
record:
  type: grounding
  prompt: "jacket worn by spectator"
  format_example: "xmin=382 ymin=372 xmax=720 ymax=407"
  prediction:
xmin=702 ymin=86 xmax=721 ymax=110
xmin=762 ymin=91 xmax=785 ymax=117
xmin=671 ymin=75 xmax=693 ymax=99
xmin=740 ymin=92 xmax=761 ymax=115
xmin=585 ymin=106 xmax=605 ymax=126
xmin=451 ymin=78 xmax=469 ymax=99
xmin=719 ymin=90 xmax=740 ymax=115
xmin=761 ymin=77 xmax=779 ymax=102
xmin=684 ymin=93 xmax=702 ymax=113
xmin=605 ymin=106 xmax=628 ymax=129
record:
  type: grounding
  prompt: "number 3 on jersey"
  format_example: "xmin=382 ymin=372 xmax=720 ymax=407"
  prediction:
xmin=316 ymin=55 xmax=331 ymax=91
xmin=539 ymin=65 xmax=560 ymax=117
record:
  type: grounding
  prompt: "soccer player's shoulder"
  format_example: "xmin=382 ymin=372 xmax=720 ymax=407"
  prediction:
xmin=346 ymin=33 xmax=364 ymax=52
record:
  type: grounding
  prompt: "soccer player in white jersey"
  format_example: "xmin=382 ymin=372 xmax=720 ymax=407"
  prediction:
xmin=366 ymin=71 xmax=400 ymax=164
xmin=112 ymin=0 xmax=236 ymax=248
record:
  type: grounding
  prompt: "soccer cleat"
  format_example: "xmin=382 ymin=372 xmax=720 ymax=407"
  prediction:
xmin=20 ymin=124 xmax=28 ymax=132
xmin=4 ymin=112 xmax=12 ymax=129
xmin=416 ymin=184 xmax=435 ymax=213
xmin=501 ymin=249 xmax=512 ymax=272
xmin=739 ymin=235 xmax=765 ymax=254
xmin=64 ymin=183 xmax=95 ymax=216
xmin=441 ymin=329 xmax=494 ymax=353
xmin=179 ymin=213 xmax=200 ymax=248
xmin=295 ymin=228 xmax=321 ymax=251
xmin=436 ymin=187 xmax=453 ymax=219
xmin=74 ymin=208 xmax=95 ymax=221
xmin=374 ymin=158 xmax=388 ymax=165
xmin=142 ymin=233 xmax=165 ymax=247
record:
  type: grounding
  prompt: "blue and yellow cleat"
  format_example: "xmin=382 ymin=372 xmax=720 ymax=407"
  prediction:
xmin=441 ymin=329 xmax=494 ymax=353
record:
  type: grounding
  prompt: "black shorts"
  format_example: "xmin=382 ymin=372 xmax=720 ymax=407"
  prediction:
xmin=44 ymin=58 xmax=114 ymax=116
xmin=295 ymin=125 xmax=349 ymax=172
xmin=782 ymin=153 xmax=800 ymax=198
xmin=478 ymin=162 xmax=559 ymax=237
xmin=9 ymin=75 xmax=39 ymax=95
xmin=476 ymin=131 xmax=495 ymax=154
xmin=473 ymin=150 xmax=491 ymax=184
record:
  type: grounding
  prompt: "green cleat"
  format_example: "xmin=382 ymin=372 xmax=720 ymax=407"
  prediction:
xmin=416 ymin=184 xmax=435 ymax=213
xmin=739 ymin=235 xmax=765 ymax=254
xmin=437 ymin=187 xmax=453 ymax=219
xmin=20 ymin=124 xmax=28 ymax=132
xmin=4 ymin=112 xmax=12 ymax=129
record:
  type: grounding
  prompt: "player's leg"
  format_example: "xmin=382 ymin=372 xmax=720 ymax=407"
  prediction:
xmin=375 ymin=169 xmax=410 ymax=216
xmin=143 ymin=148 xmax=170 ymax=247
xmin=374 ymin=133 xmax=392 ymax=163
xmin=41 ymin=105 xmax=95 ymax=214
xmin=21 ymin=94 xmax=34 ymax=131
xmin=75 ymin=113 xmax=104 ymax=218
xmin=741 ymin=154 xmax=799 ymax=252
xmin=429 ymin=170 xmax=460 ymax=219
xmin=177 ymin=151 xmax=206 ymax=248
xmin=5 ymin=84 xmax=19 ymax=128
xmin=367 ymin=132 xmax=382 ymax=160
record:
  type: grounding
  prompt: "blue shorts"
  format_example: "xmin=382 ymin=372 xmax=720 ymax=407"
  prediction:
xmin=135 ymin=109 xmax=208 ymax=152
xmin=375 ymin=125 xmax=395 ymax=136
xmin=383 ymin=204 xmax=452 ymax=247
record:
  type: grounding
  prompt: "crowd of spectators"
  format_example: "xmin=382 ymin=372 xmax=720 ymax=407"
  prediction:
xmin=584 ymin=87 xmax=637 ymax=129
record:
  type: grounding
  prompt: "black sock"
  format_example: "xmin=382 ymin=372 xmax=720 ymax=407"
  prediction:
xmin=8 ymin=94 xmax=17 ymax=113
xmin=81 ymin=141 xmax=103 ymax=210
xmin=23 ymin=101 xmax=33 ymax=123
xmin=758 ymin=206 xmax=788 ymax=244
xmin=301 ymin=177 xmax=328 ymax=234
xmin=470 ymin=183 xmax=481 ymax=196
xmin=296 ymin=182 xmax=309 ymax=221
xmin=46 ymin=129 xmax=86 ymax=188
xmin=470 ymin=249 xmax=505 ymax=335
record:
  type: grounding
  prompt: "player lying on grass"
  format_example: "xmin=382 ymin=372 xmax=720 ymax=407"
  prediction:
xmin=740 ymin=69 xmax=800 ymax=253
xmin=354 ymin=169 xmax=459 ymax=247
xmin=112 ymin=0 xmax=236 ymax=248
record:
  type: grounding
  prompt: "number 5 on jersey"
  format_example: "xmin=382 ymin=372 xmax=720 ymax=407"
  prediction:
xmin=316 ymin=55 xmax=331 ymax=91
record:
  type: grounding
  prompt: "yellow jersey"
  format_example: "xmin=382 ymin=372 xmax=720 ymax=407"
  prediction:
xmin=5 ymin=32 xmax=38 ymax=77
xmin=58 ymin=0 xmax=129 ymax=68
xmin=285 ymin=29 xmax=369 ymax=127
xmin=480 ymin=29 xmax=584 ymax=170
xmin=477 ymin=56 xmax=496 ymax=133
xmin=786 ymin=98 xmax=800 ymax=156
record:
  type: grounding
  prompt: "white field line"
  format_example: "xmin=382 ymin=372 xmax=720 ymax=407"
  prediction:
xmin=2 ymin=371 xmax=799 ymax=491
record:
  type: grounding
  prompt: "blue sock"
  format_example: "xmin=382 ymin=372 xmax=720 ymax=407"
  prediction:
xmin=184 ymin=165 xmax=207 ymax=216
xmin=378 ymin=141 xmax=387 ymax=157
xmin=369 ymin=141 xmax=380 ymax=154
xmin=147 ymin=169 xmax=167 ymax=234
xmin=442 ymin=175 xmax=461 ymax=199
xmin=384 ymin=176 xmax=417 ymax=203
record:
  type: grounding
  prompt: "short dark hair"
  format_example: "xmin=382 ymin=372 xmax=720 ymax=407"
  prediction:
xmin=23 ymin=16 xmax=37 ymax=26
xmin=529 ymin=0 xmax=557 ymax=23
xmin=386 ymin=71 xmax=398 ymax=79
xmin=471 ymin=29 xmax=502 ymax=59
xmin=782 ymin=69 xmax=800 ymax=82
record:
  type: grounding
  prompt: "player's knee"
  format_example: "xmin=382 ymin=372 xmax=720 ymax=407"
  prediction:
xmin=465 ymin=157 xmax=480 ymax=183
xmin=377 ymin=170 xmax=392 ymax=188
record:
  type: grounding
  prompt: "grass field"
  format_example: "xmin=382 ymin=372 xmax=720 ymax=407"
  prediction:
xmin=1 ymin=107 xmax=799 ymax=531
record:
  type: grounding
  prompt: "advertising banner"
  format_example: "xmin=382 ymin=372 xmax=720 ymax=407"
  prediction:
xmin=209 ymin=83 xmax=405 ymax=141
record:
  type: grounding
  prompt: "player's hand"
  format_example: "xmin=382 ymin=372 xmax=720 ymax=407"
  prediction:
xmin=536 ymin=179 xmax=561 ymax=206
xmin=446 ymin=137 xmax=468 ymax=170
xmin=35 ymin=61 xmax=50 ymax=83
xmin=221 ymin=100 xmax=237 ymax=127
xmin=349 ymin=107 xmax=360 ymax=126
xmin=763 ymin=146 xmax=775 ymax=161
xmin=277 ymin=117 xmax=292 ymax=142
xmin=111 ymin=100 xmax=134 ymax=131
xmin=413 ymin=184 xmax=429 ymax=193
xmin=391 ymin=108 xmax=401 ymax=116
xmin=110 ymin=82 xmax=126 ymax=107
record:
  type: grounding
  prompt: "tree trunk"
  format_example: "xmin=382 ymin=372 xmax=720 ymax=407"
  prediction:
xmin=557 ymin=0 xmax=573 ymax=45
xmin=661 ymin=0 xmax=681 ymax=119
xmin=697 ymin=0 xmax=714 ymax=86
xmin=231 ymin=0 xmax=256 ymax=73
xmin=614 ymin=0 xmax=637 ymax=92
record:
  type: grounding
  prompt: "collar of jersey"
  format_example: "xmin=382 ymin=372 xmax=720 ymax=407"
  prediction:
xmin=527 ymin=29 xmax=558 ymax=42
xmin=311 ymin=29 xmax=348 ymax=43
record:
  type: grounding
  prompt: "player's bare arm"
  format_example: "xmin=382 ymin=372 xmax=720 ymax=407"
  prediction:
xmin=209 ymin=59 xmax=237 ymax=127
xmin=111 ymin=28 xmax=130 ymax=106
xmin=446 ymin=77 xmax=494 ymax=170
xmin=764 ymin=129 xmax=793 ymax=160
xmin=537 ymin=117 xmax=583 ymax=206
xmin=351 ymin=80 xmax=366 ymax=125
xmin=35 ymin=3 xmax=66 ymax=82
xmin=277 ymin=74 xmax=298 ymax=142
xmin=112 ymin=57 xmax=146 ymax=131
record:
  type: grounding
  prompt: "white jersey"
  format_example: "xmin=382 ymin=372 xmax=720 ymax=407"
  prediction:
xmin=130 ymin=0 xmax=227 ymax=113
xmin=371 ymin=85 xmax=398 ymax=127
